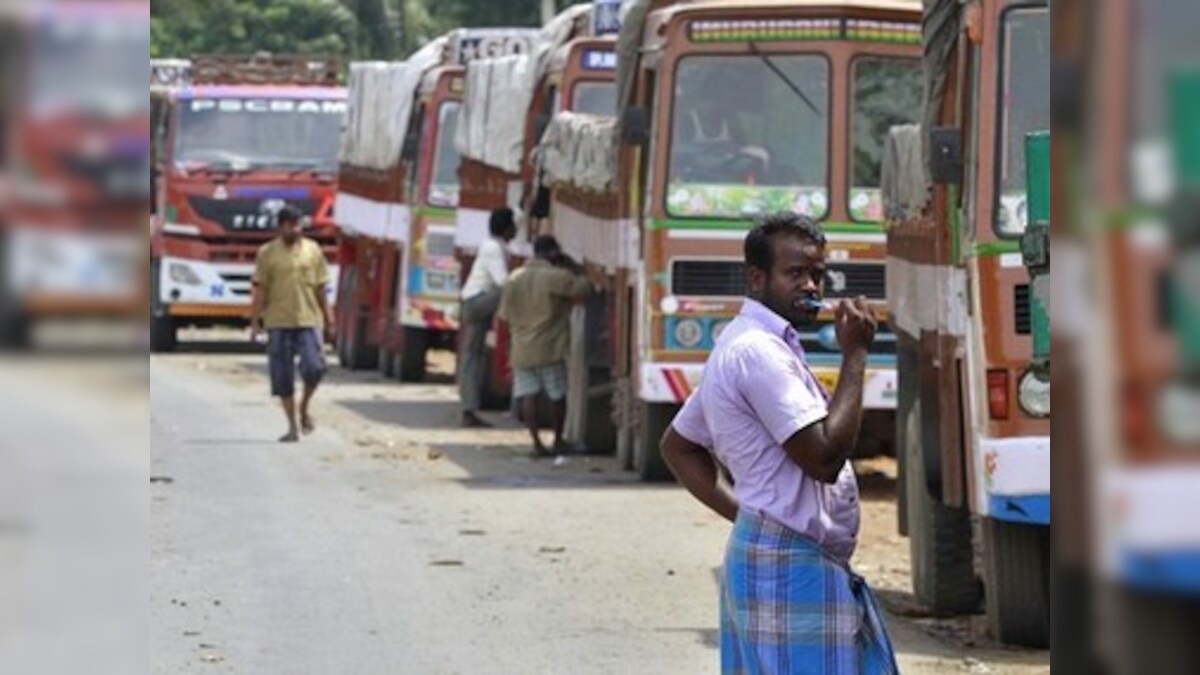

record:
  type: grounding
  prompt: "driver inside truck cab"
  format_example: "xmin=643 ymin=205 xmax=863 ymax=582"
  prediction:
xmin=671 ymin=67 xmax=771 ymax=184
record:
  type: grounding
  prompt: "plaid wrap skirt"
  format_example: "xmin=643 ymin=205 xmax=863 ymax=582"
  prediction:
xmin=720 ymin=510 xmax=899 ymax=675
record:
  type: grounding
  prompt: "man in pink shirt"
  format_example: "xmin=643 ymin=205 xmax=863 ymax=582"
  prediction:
xmin=660 ymin=212 xmax=897 ymax=674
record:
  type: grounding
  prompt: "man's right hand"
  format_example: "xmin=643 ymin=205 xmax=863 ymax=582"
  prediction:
xmin=250 ymin=318 xmax=264 ymax=343
xmin=834 ymin=296 xmax=877 ymax=354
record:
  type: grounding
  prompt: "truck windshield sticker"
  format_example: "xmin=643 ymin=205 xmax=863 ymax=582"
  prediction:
xmin=667 ymin=184 xmax=829 ymax=220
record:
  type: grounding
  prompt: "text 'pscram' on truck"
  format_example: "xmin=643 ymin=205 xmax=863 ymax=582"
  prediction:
xmin=150 ymin=54 xmax=346 ymax=352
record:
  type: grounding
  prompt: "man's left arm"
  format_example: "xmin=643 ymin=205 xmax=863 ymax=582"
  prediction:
xmin=314 ymin=247 xmax=334 ymax=335
xmin=661 ymin=426 xmax=737 ymax=522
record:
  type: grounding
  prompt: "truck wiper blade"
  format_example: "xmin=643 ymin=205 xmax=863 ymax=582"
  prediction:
xmin=748 ymin=43 xmax=821 ymax=116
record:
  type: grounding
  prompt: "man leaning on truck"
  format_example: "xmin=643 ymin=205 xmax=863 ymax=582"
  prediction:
xmin=250 ymin=205 xmax=333 ymax=443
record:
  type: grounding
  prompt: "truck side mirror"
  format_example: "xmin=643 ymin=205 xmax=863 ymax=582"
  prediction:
xmin=534 ymin=112 xmax=551 ymax=141
xmin=400 ymin=127 xmax=420 ymax=162
xmin=929 ymin=127 xmax=963 ymax=185
xmin=621 ymin=107 xmax=650 ymax=146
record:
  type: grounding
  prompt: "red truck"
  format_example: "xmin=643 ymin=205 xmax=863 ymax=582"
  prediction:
xmin=150 ymin=54 xmax=346 ymax=351
xmin=0 ymin=1 xmax=149 ymax=346
xmin=454 ymin=4 xmax=617 ymax=408
xmin=334 ymin=30 xmax=537 ymax=378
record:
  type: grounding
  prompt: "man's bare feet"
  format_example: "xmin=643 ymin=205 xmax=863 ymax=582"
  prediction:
xmin=530 ymin=442 xmax=553 ymax=459
xmin=461 ymin=411 xmax=491 ymax=428
xmin=279 ymin=430 xmax=299 ymax=443
xmin=300 ymin=414 xmax=315 ymax=435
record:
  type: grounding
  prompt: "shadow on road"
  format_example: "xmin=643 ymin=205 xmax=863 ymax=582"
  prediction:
xmin=855 ymin=467 xmax=897 ymax=503
xmin=651 ymin=627 xmax=719 ymax=650
xmin=168 ymin=339 xmax=265 ymax=355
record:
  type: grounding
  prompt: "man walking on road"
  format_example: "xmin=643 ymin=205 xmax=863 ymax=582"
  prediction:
xmin=498 ymin=235 xmax=592 ymax=457
xmin=459 ymin=208 xmax=517 ymax=428
xmin=659 ymin=213 xmax=898 ymax=674
xmin=250 ymin=205 xmax=333 ymax=443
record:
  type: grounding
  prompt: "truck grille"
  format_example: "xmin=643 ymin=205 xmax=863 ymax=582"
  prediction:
xmin=824 ymin=263 xmax=886 ymax=299
xmin=187 ymin=196 xmax=319 ymax=232
xmin=671 ymin=260 xmax=745 ymax=297
xmin=425 ymin=231 xmax=457 ymax=259
xmin=61 ymin=153 xmax=150 ymax=199
xmin=1014 ymin=284 xmax=1031 ymax=335
xmin=670 ymin=260 xmax=886 ymax=299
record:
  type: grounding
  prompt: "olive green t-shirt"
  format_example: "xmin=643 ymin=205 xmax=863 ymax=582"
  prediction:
xmin=252 ymin=237 xmax=329 ymax=329
xmin=497 ymin=258 xmax=592 ymax=370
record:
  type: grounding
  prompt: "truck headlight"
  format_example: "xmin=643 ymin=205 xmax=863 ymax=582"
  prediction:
xmin=711 ymin=319 xmax=732 ymax=344
xmin=1157 ymin=381 xmax=1200 ymax=444
xmin=168 ymin=262 xmax=203 ymax=286
xmin=1017 ymin=369 xmax=1050 ymax=417
xmin=673 ymin=318 xmax=703 ymax=349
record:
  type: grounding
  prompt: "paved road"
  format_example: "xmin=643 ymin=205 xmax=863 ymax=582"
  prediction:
xmin=150 ymin=347 xmax=1050 ymax=674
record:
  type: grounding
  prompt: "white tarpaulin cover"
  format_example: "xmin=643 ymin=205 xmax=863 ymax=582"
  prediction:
xmin=455 ymin=4 xmax=593 ymax=173
xmin=881 ymin=124 xmax=928 ymax=221
xmin=535 ymin=111 xmax=618 ymax=193
xmin=339 ymin=38 xmax=447 ymax=170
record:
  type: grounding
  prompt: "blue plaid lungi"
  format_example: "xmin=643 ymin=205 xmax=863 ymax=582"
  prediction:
xmin=721 ymin=510 xmax=899 ymax=675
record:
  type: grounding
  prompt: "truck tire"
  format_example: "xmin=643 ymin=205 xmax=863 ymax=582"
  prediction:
xmin=335 ymin=269 xmax=355 ymax=368
xmin=633 ymin=402 xmax=674 ymax=482
xmin=581 ymin=380 xmax=616 ymax=454
xmin=149 ymin=313 xmax=177 ymax=353
xmin=377 ymin=346 xmax=397 ymax=378
xmin=903 ymin=401 xmax=981 ymax=615
xmin=148 ymin=260 xmax=177 ymax=353
xmin=347 ymin=312 xmax=377 ymax=370
xmin=399 ymin=327 xmax=428 ymax=382
xmin=616 ymin=425 xmax=634 ymax=471
xmin=982 ymin=517 xmax=1050 ymax=648
xmin=478 ymin=345 xmax=509 ymax=411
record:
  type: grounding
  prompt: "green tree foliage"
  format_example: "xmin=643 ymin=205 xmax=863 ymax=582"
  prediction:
xmin=150 ymin=0 xmax=582 ymax=62
xmin=151 ymin=0 xmax=358 ymax=59
xmin=431 ymin=0 xmax=576 ymax=29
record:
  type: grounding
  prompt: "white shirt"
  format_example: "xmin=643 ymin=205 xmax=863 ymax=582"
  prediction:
xmin=460 ymin=236 xmax=509 ymax=300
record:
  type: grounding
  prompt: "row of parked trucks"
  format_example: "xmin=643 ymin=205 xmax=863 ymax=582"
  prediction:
xmin=150 ymin=0 xmax=1064 ymax=650
xmin=331 ymin=0 xmax=1053 ymax=647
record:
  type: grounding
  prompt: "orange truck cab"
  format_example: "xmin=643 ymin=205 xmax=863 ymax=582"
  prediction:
xmin=882 ymin=0 xmax=1050 ymax=646
xmin=150 ymin=54 xmax=345 ymax=351
xmin=608 ymin=0 xmax=923 ymax=479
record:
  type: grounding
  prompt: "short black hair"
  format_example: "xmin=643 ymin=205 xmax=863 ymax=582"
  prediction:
xmin=533 ymin=234 xmax=560 ymax=259
xmin=489 ymin=207 xmax=516 ymax=236
xmin=743 ymin=212 xmax=826 ymax=273
xmin=276 ymin=204 xmax=302 ymax=226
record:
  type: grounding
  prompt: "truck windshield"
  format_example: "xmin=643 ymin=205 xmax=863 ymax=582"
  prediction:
xmin=850 ymin=57 xmax=922 ymax=222
xmin=32 ymin=18 xmax=148 ymax=116
xmin=667 ymin=55 xmax=829 ymax=220
xmin=996 ymin=6 xmax=1050 ymax=236
xmin=572 ymin=81 xmax=616 ymax=116
xmin=429 ymin=102 xmax=462 ymax=207
xmin=173 ymin=97 xmax=346 ymax=172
